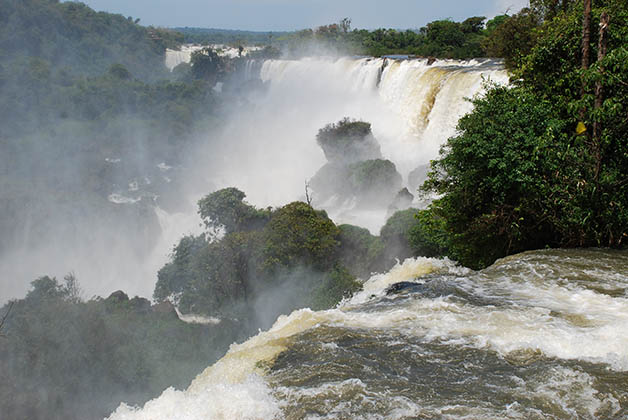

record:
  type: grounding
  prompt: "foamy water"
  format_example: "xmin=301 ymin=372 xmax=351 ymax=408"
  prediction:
xmin=107 ymin=249 xmax=628 ymax=419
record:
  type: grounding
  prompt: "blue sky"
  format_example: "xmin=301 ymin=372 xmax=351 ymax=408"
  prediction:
xmin=75 ymin=0 xmax=528 ymax=31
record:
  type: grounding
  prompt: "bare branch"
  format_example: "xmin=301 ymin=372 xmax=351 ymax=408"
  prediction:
xmin=0 ymin=301 xmax=14 ymax=338
xmin=305 ymin=180 xmax=313 ymax=206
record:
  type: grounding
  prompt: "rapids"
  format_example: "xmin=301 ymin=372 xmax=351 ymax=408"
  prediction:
xmin=107 ymin=249 xmax=628 ymax=419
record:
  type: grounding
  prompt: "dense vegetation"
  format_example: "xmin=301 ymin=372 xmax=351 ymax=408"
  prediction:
xmin=0 ymin=0 xmax=229 ymax=263
xmin=0 ymin=277 xmax=243 ymax=420
xmin=310 ymin=119 xmax=402 ymax=207
xmin=0 ymin=0 xmax=181 ymax=79
xmin=3 ymin=0 xmax=626 ymax=418
xmin=174 ymin=27 xmax=288 ymax=46
xmin=0 ymin=3 xmax=245 ymax=418
xmin=419 ymin=0 xmax=628 ymax=268
xmin=154 ymin=188 xmax=364 ymax=325
xmin=277 ymin=16 xmax=508 ymax=59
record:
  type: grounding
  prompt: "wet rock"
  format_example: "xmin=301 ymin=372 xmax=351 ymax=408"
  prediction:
xmin=129 ymin=296 xmax=151 ymax=313
xmin=152 ymin=301 xmax=178 ymax=319
xmin=386 ymin=281 xmax=425 ymax=295
xmin=106 ymin=290 xmax=129 ymax=303
xmin=387 ymin=187 xmax=414 ymax=216
xmin=408 ymin=164 xmax=430 ymax=191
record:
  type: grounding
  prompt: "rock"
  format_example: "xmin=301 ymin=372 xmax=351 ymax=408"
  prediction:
xmin=152 ymin=301 xmax=178 ymax=318
xmin=129 ymin=296 xmax=151 ymax=313
xmin=316 ymin=119 xmax=382 ymax=165
xmin=386 ymin=281 xmax=425 ymax=295
xmin=310 ymin=159 xmax=403 ymax=209
xmin=408 ymin=164 xmax=430 ymax=191
xmin=387 ymin=187 xmax=415 ymax=216
xmin=106 ymin=290 xmax=129 ymax=303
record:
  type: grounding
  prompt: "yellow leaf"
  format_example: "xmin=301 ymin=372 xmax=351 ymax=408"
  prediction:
xmin=576 ymin=121 xmax=587 ymax=135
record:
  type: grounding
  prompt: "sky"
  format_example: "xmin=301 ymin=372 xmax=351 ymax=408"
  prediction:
xmin=75 ymin=0 xmax=529 ymax=31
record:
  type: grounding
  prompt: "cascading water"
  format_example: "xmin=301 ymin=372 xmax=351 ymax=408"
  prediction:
xmin=107 ymin=249 xmax=628 ymax=419
xmin=165 ymin=45 xmax=205 ymax=70
xmin=258 ymin=57 xmax=507 ymax=173
xmin=194 ymin=56 xmax=508 ymax=233
xmin=165 ymin=44 xmax=262 ymax=70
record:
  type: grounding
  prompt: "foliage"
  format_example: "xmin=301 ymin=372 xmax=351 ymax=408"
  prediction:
xmin=156 ymin=192 xmax=359 ymax=321
xmin=310 ymin=118 xmax=400 ymax=207
xmin=154 ymin=235 xmax=207 ymax=302
xmin=197 ymin=188 xmax=270 ymax=235
xmin=408 ymin=209 xmax=451 ymax=258
xmin=190 ymin=47 xmax=227 ymax=83
xmin=261 ymin=202 xmax=341 ymax=273
xmin=0 ymin=277 xmax=242 ymax=420
xmin=278 ymin=16 xmax=495 ymax=59
xmin=483 ymin=9 xmax=542 ymax=69
xmin=173 ymin=27 xmax=288 ymax=46
xmin=315 ymin=118 xmax=381 ymax=163
xmin=379 ymin=208 xmax=450 ymax=263
xmin=348 ymin=159 xmax=402 ymax=197
xmin=423 ymin=1 xmax=628 ymax=268
xmin=0 ymin=0 xmax=178 ymax=80
xmin=337 ymin=224 xmax=386 ymax=278
xmin=380 ymin=209 xmax=419 ymax=261
xmin=309 ymin=266 xmax=361 ymax=310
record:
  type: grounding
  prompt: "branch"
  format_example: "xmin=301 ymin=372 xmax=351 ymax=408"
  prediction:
xmin=0 ymin=301 xmax=14 ymax=337
xmin=304 ymin=180 xmax=313 ymax=206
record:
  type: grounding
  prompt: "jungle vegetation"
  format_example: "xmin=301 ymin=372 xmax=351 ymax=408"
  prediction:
xmin=419 ymin=0 xmax=628 ymax=268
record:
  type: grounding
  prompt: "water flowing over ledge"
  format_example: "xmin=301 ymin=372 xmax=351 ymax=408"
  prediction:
xmin=107 ymin=249 xmax=628 ymax=420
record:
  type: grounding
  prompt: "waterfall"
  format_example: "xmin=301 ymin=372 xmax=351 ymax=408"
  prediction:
xmin=102 ymin=57 xmax=628 ymax=420
xmin=192 ymin=56 xmax=508 ymax=232
xmin=257 ymin=57 xmax=508 ymax=172
xmin=165 ymin=45 xmax=205 ymax=71
xmin=165 ymin=44 xmax=263 ymax=71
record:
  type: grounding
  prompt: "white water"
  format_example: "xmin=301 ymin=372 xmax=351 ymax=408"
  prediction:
xmin=194 ymin=56 xmax=508 ymax=233
xmin=0 ymin=56 xmax=507 ymax=302
xmin=107 ymin=250 xmax=628 ymax=419
xmin=165 ymin=44 xmax=262 ymax=70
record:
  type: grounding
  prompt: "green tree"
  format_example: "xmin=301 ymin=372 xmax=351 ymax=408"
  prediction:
xmin=197 ymin=188 xmax=270 ymax=235
xmin=190 ymin=47 xmax=225 ymax=84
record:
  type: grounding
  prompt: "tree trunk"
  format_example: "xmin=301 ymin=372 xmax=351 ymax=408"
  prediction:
xmin=582 ymin=0 xmax=592 ymax=70
xmin=592 ymin=12 xmax=609 ymax=181
xmin=579 ymin=0 xmax=592 ymax=120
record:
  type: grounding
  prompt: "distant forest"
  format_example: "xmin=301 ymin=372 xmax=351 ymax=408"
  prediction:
xmin=174 ymin=27 xmax=290 ymax=45
xmin=174 ymin=15 xmax=510 ymax=60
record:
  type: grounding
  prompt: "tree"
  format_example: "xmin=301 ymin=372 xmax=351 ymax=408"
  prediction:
xmin=462 ymin=16 xmax=486 ymax=33
xmin=582 ymin=0 xmax=592 ymax=71
xmin=483 ymin=9 xmax=541 ymax=68
xmin=261 ymin=202 xmax=340 ymax=273
xmin=315 ymin=118 xmax=381 ymax=164
xmin=0 ymin=302 xmax=13 ymax=337
xmin=190 ymin=47 xmax=225 ymax=83
xmin=340 ymin=17 xmax=352 ymax=33
xmin=197 ymin=187 xmax=269 ymax=236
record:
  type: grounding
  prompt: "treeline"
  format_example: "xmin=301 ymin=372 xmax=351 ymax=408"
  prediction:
xmin=274 ymin=16 xmax=507 ymax=59
xmin=153 ymin=119 xmax=431 ymax=323
xmin=154 ymin=186 xmax=437 ymax=324
xmin=0 ymin=277 xmax=242 ymax=420
xmin=416 ymin=0 xmax=628 ymax=268
xmin=0 ymin=0 xmax=227 ymax=260
xmin=174 ymin=27 xmax=287 ymax=46
xmin=0 ymin=0 xmax=182 ymax=80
